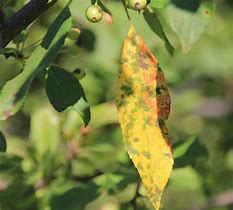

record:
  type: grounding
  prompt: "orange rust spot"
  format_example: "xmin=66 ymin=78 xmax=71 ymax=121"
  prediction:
xmin=142 ymin=72 xmax=157 ymax=88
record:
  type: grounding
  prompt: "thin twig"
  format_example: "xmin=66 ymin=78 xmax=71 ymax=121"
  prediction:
xmin=121 ymin=0 xmax=131 ymax=20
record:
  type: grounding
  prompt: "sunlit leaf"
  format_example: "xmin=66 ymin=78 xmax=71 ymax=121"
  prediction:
xmin=143 ymin=7 xmax=174 ymax=56
xmin=150 ymin=0 xmax=167 ymax=9
xmin=30 ymin=107 xmax=60 ymax=156
xmin=116 ymin=23 xmax=173 ymax=209
xmin=0 ymin=7 xmax=72 ymax=120
xmin=166 ymin=0 xmax=213 ymax=52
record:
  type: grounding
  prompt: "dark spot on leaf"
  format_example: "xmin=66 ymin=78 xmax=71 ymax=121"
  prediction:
xmin=156 ymin=87 xmax=162 ymax=95
xmin=143 ymin=151 xmax=152 ymax=159
xmin=121 ymin=85 xmax=133 ymax=96
xmin=73 ymin=68 xmax=81 ymax=74
xmin=133 ymin=137 xmax=139 ymax=143
xmin=137 ymin=162 xmax=144 ymax=170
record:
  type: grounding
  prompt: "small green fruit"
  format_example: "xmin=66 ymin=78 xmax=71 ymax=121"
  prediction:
xmin=126 ymin=0 xmax=148 ymax=10
xmin=72 ymin=68 xmax=86 ymax=80
xmin=85 ymin=5 xmax=103 ymax=23
xmin=68 ymin=45 xmax=80 ymax=56
xmin=68 ymin=28 xmax=81 ymax=40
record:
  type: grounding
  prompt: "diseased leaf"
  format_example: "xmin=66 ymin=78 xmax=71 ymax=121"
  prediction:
xmin=116 ymin=23 xmax=173 ymax=209
xmin=46 ymin=66 xmax=90 ymax=126
xmin=166 ymin=0 xmax=213 ymax=52
xmin=0 ymin=7 xmax=72 ymax=120
xmin=143 ymin=8 xmax=174 ymax=56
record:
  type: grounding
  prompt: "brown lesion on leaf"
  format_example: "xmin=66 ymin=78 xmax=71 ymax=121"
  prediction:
xmin=133 ymin=137 xmax=139 ymax=143
xmin=128 ymin=146 xmax=140 ymax=156
xmin=138 ymin=51 xmax=149 ymax=70
xmin=137 ymin=162 xmax=144 ymax=170
xmin=143 ymin=151 xmax=152 ymax=159
xmin=155 ymin=66 xmax=173 ymax=149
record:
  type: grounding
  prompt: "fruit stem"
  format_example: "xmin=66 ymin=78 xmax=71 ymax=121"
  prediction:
xmin=121 ymin=0 xmax=131 ymax=20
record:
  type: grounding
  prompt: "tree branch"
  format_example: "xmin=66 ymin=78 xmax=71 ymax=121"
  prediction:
xmin=0 ymin=0 xmax=57 ymax=48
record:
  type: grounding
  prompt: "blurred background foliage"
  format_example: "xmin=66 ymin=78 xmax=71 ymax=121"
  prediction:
xmin=0 ymin=0 xmax=233 ymax=210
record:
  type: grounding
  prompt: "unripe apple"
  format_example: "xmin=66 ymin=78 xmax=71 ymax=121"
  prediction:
xmin=85 ymin=5 xmax=103 ymax=23
xmin=125 ymin=0 xmax=149 ymax=10
xmin=67 ymin=28 xmax=81 ymax=40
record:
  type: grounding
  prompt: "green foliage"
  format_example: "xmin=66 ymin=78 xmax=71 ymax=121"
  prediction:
xmin=143 ymin=7 xmax=174 ymax=55
xmin=150 ymin=0 xmax=167 ymax=9
xmin=45 ymin=66 xmax=90 ymax=126
xmin=173 ymin=137 xmax=208 ymax=168
xmin=166 ymin=0 xmax=213 ymax=52
xmin=0 ymin=0 xmax=232 ymax=210
xmin=0 ymin=6 xmax=72 ymax=120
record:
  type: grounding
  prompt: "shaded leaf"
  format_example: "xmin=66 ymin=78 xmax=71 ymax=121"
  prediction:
xmin=46 ymin=66 xmax=90 ymax=126
xmin=116 ymin=23 xmax=173 ymax=209
xmin=166 ymin=0 xmax=213 ymax=52
xmin=0 ymin=132 xmax=6 ymax=152
xmin=30 ymin=107 xmax=60 ymax=156
xmin=98 ymin=0 xmax=112 ymax=16
xmin=0 ymin=47 xmax=20 ymax=58
xmin=51 ymin=182 xmax=100 ymax=210
xmin=143 ymin=7 xmax=174 ymax=56
xmin=173 ymin=137 xmax=208 ymax=168
xmin=0 ymin=153 xmax=22 ymax=173
xmin=0 ymin=7 xmax=72 ymax=120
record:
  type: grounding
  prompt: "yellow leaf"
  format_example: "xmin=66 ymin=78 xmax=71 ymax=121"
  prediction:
xmin=116 ymin=23 xmax=173 ymax=210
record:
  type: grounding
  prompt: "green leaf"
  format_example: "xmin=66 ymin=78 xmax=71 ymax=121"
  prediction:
xmin=71 ymin=157 xmax=96 ymax=177
xmin=72 ymin=97 xmax=91 ymax=126
xmin=0 ymin=47 xmax=19 ymax=57
xmin=173 ymin=137 xmax=208 ymax=168
xmin=45 ymin=66 xmax=90 ymax=126
xmin=166 ymin=0 xmax=213 ymax=52
xmin=0 ymin=7 xmax=72 ymax=120
xmin=0 ymin=132 xmax=6 ymax=152
xmin=12 ymin=32 xmax=27 ymax=45
xmin=0 ymin=153 xmax=22 ymax=173
xmin=150 ymin=0 xmax=167 ymax=9
xmin=51 ymin=183 xmax=100 ymax=210
xmin=30 ymin=107 xmax=60 ymax=156
xmin=143 ymin=8 xmax=174 ymax=56
xmin=98 ymin=0 xmax=112 ymax=15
